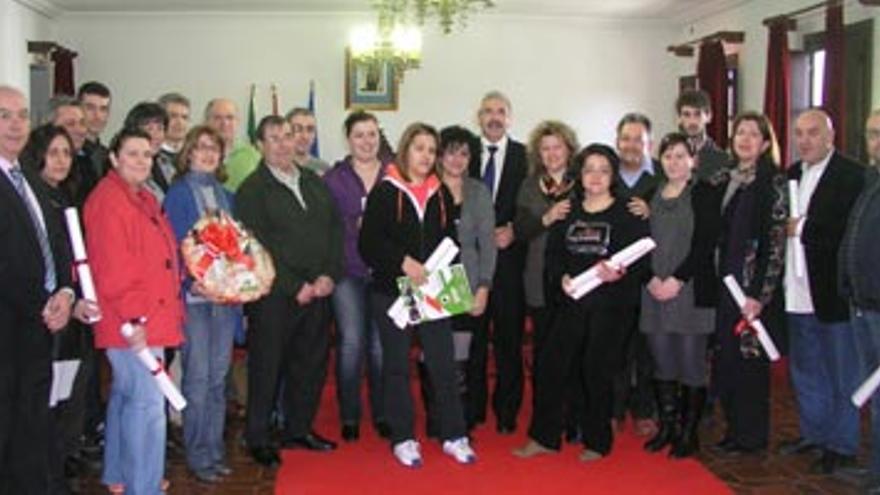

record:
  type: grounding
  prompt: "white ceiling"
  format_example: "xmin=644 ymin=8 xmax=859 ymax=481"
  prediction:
xmin=34 ymin=0 xmax=749 ymax=21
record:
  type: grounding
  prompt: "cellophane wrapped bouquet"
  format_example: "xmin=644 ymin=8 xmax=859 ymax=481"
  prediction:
xmin=181 ymin=211 xmax=275 ymax=303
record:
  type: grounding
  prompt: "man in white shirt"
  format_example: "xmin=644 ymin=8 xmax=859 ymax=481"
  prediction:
xmin=779 ymin=109 xmax=866 ymax=477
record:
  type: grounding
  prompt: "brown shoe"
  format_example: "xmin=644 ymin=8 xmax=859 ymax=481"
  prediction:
xmin=512 ymin=439 xmax=555 ymax=458
xmin=579 ymin=449 xmax=603 ymax=462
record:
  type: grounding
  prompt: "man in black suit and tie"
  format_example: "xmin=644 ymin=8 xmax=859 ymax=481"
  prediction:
xmin=467 ymin=91 xmax=528 ymax=434
xmin=779 ymin=109 xmax=865 ymax=476
xmin=0 ymin=85 xmax=75 ymax=494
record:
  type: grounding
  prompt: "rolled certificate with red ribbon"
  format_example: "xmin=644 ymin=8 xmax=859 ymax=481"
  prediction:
xmin=852 ymin=365 xmax=880 ymax=408
xmin=64 ymin=207 xmax=101 ymax=322
xmin=120 ymin=320 xmax=187 ymax=411
xmin=787 ymin=180 xmax=806 ymax=278
xmin=567 ymin=237 xmax=657 ymax=300
xmin=722 ymin=275 xmax=780 ymax=361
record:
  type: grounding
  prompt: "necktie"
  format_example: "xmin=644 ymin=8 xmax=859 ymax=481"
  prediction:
xmin=483 ymin=145 xmax=498 ymax=195
xmin=9 ymin=166 xmax=57 ymax=292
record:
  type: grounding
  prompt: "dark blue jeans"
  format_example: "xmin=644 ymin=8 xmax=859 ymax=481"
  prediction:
xmin=853 ymin=308 xmax=880 ymax=473
xmin=788 ymin=313 xmax=859 ymax=455
xmin=332 ymin=276 xmax=384 ymax=426
xmin=180 ymin=303 xmax=237 ymax=472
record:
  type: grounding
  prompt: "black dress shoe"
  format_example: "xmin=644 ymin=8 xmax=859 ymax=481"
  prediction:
xmin=282 ymin=432 xmax=337 ymax=451
xmin=192 ymin=468 xmax=222 ymax=483
xmin=811 ymin=450 xmax=857 ymax=475
xmin=711 ymin=435 xmax=737 ymax=453
xmin=249 ymin=446 xmax=281 ymax=468
xmin=341 ymin=424 xmax=360 ymax=442
xmin=778 ymin=436 xmax=819 ymax=456
xmin=374 ymin=421 xmax=391 ymax=439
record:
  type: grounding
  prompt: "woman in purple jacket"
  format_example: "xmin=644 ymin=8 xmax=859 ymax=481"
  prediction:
xmin=323 ymin=111 xmax=391 ymax=442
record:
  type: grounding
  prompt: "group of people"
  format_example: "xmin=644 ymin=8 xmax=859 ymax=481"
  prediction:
xmin=2 ymin=78 xmax=880 ymax=495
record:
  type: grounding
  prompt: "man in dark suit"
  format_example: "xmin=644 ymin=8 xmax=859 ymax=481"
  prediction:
xmin=779 ymin=109 xmax=865 ymax=476
xmin=0 ymin=85 xmax=75 ymax=494
xmin=467 ymin=91 xmax=528 ymax=433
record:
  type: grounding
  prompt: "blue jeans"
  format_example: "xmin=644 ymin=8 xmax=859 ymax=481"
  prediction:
xmin=853 ymin=308 xmax=880 ymax=473
xmin=332 ymin=276 xmax=384 ymax=425
xmin=181 ymin=303 xmax=237 ymax=471
xmin=103 ymin=347 xmax=166 ymax=494
xmin=788 ymin=313 xmax=860 ymax=455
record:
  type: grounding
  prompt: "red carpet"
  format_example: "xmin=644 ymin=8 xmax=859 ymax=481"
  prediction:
xmin=275 ymin=379 xmax=731 ymax=495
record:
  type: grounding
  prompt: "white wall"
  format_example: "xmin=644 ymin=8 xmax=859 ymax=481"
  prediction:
xmin=675 ymin=0 xmax=880 ymax=113
xmin=56 ymin=12 xmax=680 ymax=161
xmin=0 ymin=0 xmax=55 ymax=97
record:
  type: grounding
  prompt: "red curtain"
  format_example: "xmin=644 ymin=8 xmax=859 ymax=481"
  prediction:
xmin=51 ymin=48 xmax=77 ymax=96
xmin=763 ymin=21 xmax=791 ymax=167
xmin=697 ymin=40 xmax=729 ymax=149
xmin=822 ymin=1 xmax=846 ymax=149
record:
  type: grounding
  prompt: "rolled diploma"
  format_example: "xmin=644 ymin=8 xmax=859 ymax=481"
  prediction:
xmin=722 ymin=275 xmax=781 ymax=361
xmin=852 ymin=365 xmax=880 ymax=408
xmin=64 ymin=208 xmax=101 ymax=322
xmin=568 ymin=237 xmax=657 ymax=300
xmin=388 ymin=237 xmax=460 ymax=329
xmin=787 ymin=181 xmax=806 ymax=278
xmin=120 ymin=322 xmax=187 ymax=411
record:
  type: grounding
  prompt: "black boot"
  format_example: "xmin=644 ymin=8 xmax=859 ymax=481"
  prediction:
xmin=670 ymin=385 xmax=706 ymax=458
xmin=417 ymin=361 xmax=438 ymax=438
xmin=644 ymin=380 xmax=679 ymax=452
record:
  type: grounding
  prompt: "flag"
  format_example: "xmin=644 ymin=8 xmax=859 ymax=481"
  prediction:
xmin=271 ymin=84 xmax=279 ymax=116
xmin=246 ymin=84 xmax=257 ymax=145
xmin=308 ymin=80 xmax=320 ymax=158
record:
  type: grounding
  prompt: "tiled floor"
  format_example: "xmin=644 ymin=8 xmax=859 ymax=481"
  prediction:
xmin=73 ymin=368 xmax=867 ymax=494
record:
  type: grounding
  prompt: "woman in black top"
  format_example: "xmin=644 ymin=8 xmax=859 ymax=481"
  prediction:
xmin=514 ymin=144 xmax=649 ymax=462
xmin=359 ymin=123 xmax=476 ymax=468
xmin=707 ymin=112 xmax=786 ymax=455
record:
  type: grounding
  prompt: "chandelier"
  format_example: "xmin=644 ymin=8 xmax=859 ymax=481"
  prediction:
xmin=349 ymin=0 xmax=494 ymax=81
xmin=373 ymin=0 xmax=495 ymax=35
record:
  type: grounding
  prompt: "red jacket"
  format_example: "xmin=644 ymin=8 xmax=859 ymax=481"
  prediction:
xmin=84 ymin=170 xmax=184 ymax=349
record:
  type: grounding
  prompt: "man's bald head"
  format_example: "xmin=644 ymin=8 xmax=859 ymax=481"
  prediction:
xmin=204 ymin=98 xmax=238 ymax=146
xmin=794 ymin=108 xmax=835 ymax=165
xmin=0 ymin=86 xmax=30 ymax=161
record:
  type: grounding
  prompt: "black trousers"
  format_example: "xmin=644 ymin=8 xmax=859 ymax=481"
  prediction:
xmin=714 ymin=297 xmax=769 ymax=449
xmin=528 ymin=303 xmax=633 ymax=455
xmin=245 ymin=293 xmax=330 ymax=447
xmin=373 ymin=293 xmax=466 ymax=445
xmin=467 ymin=249 xmax=526 ymax=427
xmin=0 ymin=316 xmax=51 ymax=495
xmin=612 ymin=312 xmax=656 ymax=420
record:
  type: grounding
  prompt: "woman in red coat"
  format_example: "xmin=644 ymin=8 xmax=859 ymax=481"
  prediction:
xmin=84 ymin=127 xmax=184 ymax=494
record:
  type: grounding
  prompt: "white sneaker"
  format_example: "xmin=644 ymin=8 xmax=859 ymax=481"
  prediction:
xmin=442 ymin=437 xmax=477 ymax=464
xmin=392 ymin=439 xmax=423 ymax=468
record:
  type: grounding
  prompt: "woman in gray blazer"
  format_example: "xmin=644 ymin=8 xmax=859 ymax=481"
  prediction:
xmin=418 ymin=125 xmax=497 ymax=436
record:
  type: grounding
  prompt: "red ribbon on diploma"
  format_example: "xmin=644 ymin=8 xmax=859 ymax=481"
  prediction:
xmin=733 ymin=318 xmax=756 ymax=337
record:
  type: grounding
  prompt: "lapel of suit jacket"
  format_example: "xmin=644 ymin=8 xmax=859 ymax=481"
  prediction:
xmin=805 ymin=152 xmax=841 ymax=218
xmin=0 ymin=167 xmax=46 ymax=257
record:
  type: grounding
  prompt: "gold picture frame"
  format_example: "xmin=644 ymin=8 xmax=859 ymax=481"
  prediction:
xmin=344 ymin=48 xmax=399 ymax=111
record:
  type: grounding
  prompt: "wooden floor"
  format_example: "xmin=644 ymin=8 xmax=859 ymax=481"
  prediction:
xmin=71 ymin=366 xmax=867 ymax=494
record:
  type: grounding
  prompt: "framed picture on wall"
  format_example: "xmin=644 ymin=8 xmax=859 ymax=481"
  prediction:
xmin=345 ymin=48 xmax=398 ymax=111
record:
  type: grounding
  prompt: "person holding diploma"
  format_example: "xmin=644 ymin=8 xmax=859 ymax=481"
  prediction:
xmin=707 ymin=112 xmax=786 ymax=456
xmin=359 ymin=122 xmax=476 ymax=468
xmin=84 ymin=127 xmax=184 ymax=494
xmin=162 ymin=125 xmax=239 ymax=483
xmin=514 ymin=143 xmax=649 ymax=462
xmin=21 ymin=123 xmax=102 ymax=491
